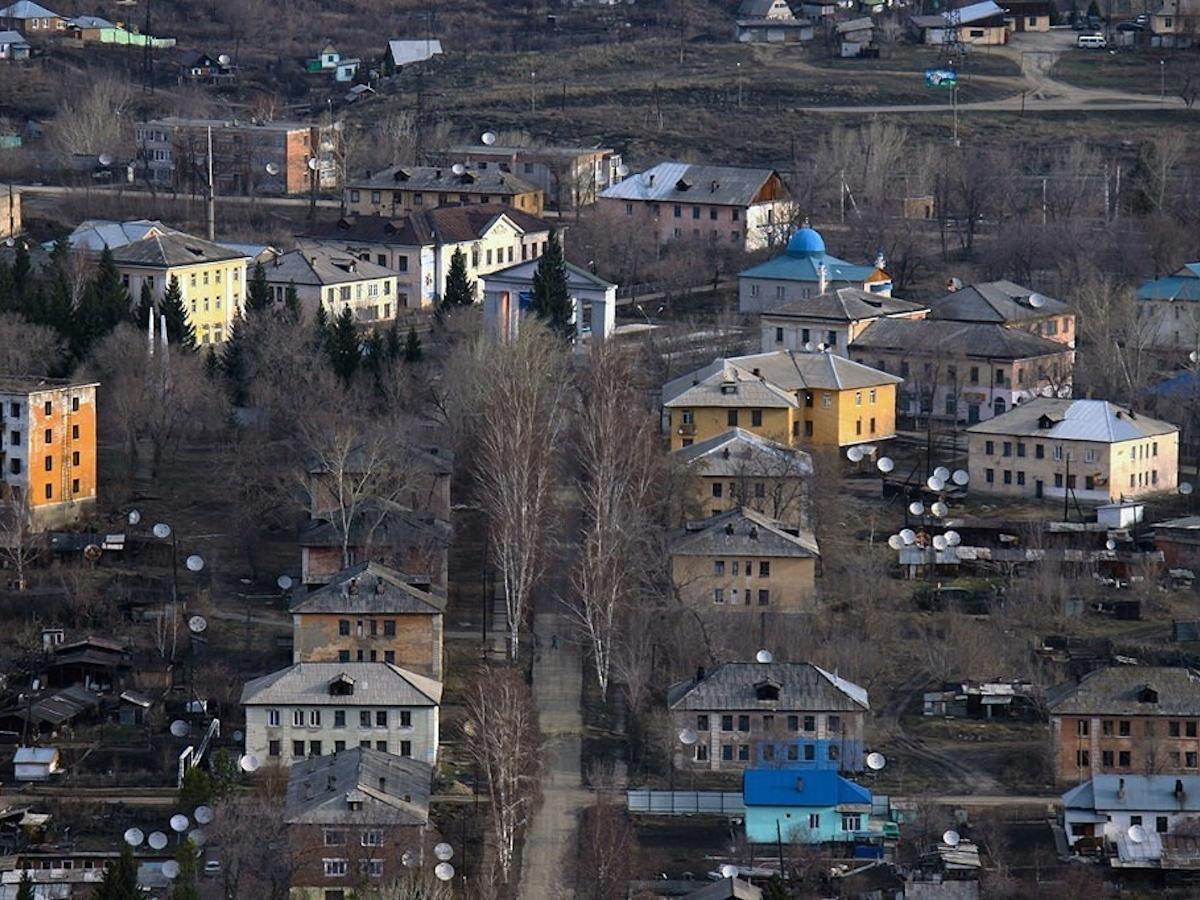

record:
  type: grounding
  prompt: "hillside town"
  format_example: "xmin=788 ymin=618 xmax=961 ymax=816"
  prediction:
xmin=1 ymin=0 xmax=1200 ymax=898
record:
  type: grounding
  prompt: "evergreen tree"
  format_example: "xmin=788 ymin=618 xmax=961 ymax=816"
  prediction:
xmin=284 ymin=281 xmax=301 ymax=321
xmin=10 ymin=240 xmax=31 ymax=306
xmin=0 ymin=257 xmax=13 ymax=313
xmin=135 ymin=281 xmax=155 ymax=329
xmin=327 ymin=306 xmax=360 ymax=383
xmin=94 ymin=843 xmax=139 ymax=900
xmin=160 ymin=275 xmax=196 ymax=350
xmin=385 ymin=316 xmax=403 ymax=361
xmin=92 ymin=246 xmax=131 ymax=326
xmin=15 ymin=870 xmax=33 ymax=900
xmin=172 ymin=839 xmax=200 ymax=900
xmin=221 ymin=316 xmax=249 ymax=406
xmin=530 ymin=230 xmax=574 ymax=339
xmin=404 ymin=325 xmax=422 ymax=363
xmin=441 ymin=247 xmax=475 ymax=308
xmin=246 ymin=261 xmax=271 ymax=314
xmin=178 ymin=766 xmax=213 ymax=809
xmin=313 ymin=302 xmax=332 ymax=352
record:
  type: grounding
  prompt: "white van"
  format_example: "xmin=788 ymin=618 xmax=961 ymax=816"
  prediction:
xmin=1077 ymin=33 xmax=1107 ymax=48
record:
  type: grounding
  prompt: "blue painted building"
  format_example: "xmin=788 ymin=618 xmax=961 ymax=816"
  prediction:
xmin=738 ymin=225 xmax=891 ymax=314
xmin=743 ymin=768 xmax=873 ymax=844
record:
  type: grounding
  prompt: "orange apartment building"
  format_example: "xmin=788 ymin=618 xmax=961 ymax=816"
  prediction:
xmin=0 ymin=377 xmax=99 ymax=530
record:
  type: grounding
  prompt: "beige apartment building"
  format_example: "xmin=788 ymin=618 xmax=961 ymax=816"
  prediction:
xmin=344 ymin=165 xmax=544 ymax=217
xmin=967 ymin=398 xmax=1179 ymax=503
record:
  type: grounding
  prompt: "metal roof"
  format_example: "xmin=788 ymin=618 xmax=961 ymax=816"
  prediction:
xmin=240 ymin=662 xmax=442 ymax=707
xmin=743 ymin=768 xmax=872 ymax=808
xmin=664 ymin=364 xmax=800 ymax=409
xmin=668 ymin=661 xmax=867 ymax=712
xmin=285 ymin=747 xmax=432 ymax=825
xmin=762 ymin=287 xmax=926 ymax=323
xmin=13 ymin=748 xmax=58 ymax=764
xmin=739 ymin=249 xmax=878 ymax=286
xmin=263 ymin=248 xmax=394 ymax=287
xmin=387 ymin=39 xmax=443 ymax=67
xmin=1138 ymin=264 xmax=1200 ymax=302
xmin=0 ymin=1 xmax=60 ymax=18
xmin=290 ymin=561 xmax=445 ymax=615
xmin=600 ymin=162 xmax=782 ymax=207
xmin=110 ymin=232 xmax=248 ymax=268
xmin=483 ymin=257 xmax=615 ymax=291
xmin=68 ymin=15 xmax=112 ymax=27
xmin=669 ymin=507 xmax=819 ymax=558
xmin=1048 ymin=666 xmax=1200 ymax=716
xmin=0 ymin=29 xmax=27 ymax=44
xmin=673 ymin=428 xmax=813 ymax=479
xmin=302 ymin=205 xmax=552 ymax=248
xmin=347 ymin=164 xmax=538 ymax=196
xmin=66 ymin=219 xmax=176 ymax=252
xmin=928 ymin=280 xmax=1070 ymax=323
xmin=851 ymin=318 xmax=1068 ymax=360
xmin=965 ymin=398 xmax=1177 ymax=442
xmin=1063 ymin=775 xmax=1200 ymax=813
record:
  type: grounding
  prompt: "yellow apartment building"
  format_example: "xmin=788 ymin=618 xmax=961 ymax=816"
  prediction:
xmin=662 ymin=350 xmax=902 ymax=450
xmin=111 ymin=232 xmax=249 ymax=345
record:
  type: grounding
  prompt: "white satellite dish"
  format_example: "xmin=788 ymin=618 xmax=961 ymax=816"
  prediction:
xmin=169 ymin=720 xmax=189 ymax=738
xmin=307 ymin=157 xmax=319 ymax=171
xmin=1182 ymin=482 xmax=1195 ymax=496
xmin=755 ymin=649 xmax=774 ymax=664
xmin=887 ymin=534 xmax=904 ymax=550
xmin=188 ymin=828 xmax=206 ymax=846
xmin=401 ymin=850 xmax=417 ymax=868
xmin=1106 ymin=539 xmax=1117 ymax=551
xmin=127 ymin=510 xmax=141 ymax=526
xmin=233 ymin=730 xmax=243 ymax=743
xmin=943 ymin=830 xmax=961 ymax=847
xmin=188 ymin=616 xmax=207 ymax=634
xmin=123 ymin=828 xmax=144 ymax=847
xmin=434 ymin=862 xmax=455 ymax=881
xmin=148 ymin=831 xmax=168 ymax=850
xmin=170 ymin=815 xmax=190 ymax=833
xmin=951 ymin=469 xmax=969 ymax=486
xmin=1028 ymin=292 xmax=1046 ymax=309
xmin=908 ymin=501 xmax=925 ymax=516
xmin=802 ymin=341 xmax=813 ymax=352
xmin=865 ymin=752 xmax=886 ymax=771
xmin=152 ymin=523 xmax=172 ymax=539
xmin=162 ymin=860 xmax=180 ymax=879
xmin=678 ymin=728 xmax=699 ymax=746
xmin=319 ymin=140 xmax=334 ymax=153
xmin=719 ymin=864 xmax=738 ymax=879
xmin=239 ymin=754 xmax=260 ymax=773
xmin=193 ymin=806 xmax=214 ymax=825
xmin=933 ymin=466 xmax=951 ymax=482
xmin=927 ymin=476 xmax=946 ymax=492
xmin=451 ymin=163 xmax=466 ymax=176
xmin=847 ymin=446 xmax=864 ymax=462
xmin=98 ymin=153 xmax=113 ymax=166
xmin=932 ymin=535 xmax=948 ymax=551
xmin=931 ymin=501 xmax=948 ymax=518
xmin=877 ymin=456 xmax=895 ymax=474
xmin=277 ymin=575 xmax=293 ymax=590
xmin=434 ymin=842 xmax=454 ymax=862
xmin=1128 ymin=824 xmax=1147 ymax=844
xmin=481 ymin=131 xmax=497 ymax=146
xmin=217 ymin=53 xmax=231 ymax=65
xmin=186 ymin=555 xmax=205 ymax=572
xmin=817 ymin=342 xmax=827 ymax=351
xmin=265 ymin=162 xmax=280 ymax=176
xmin=616 ymin=163 xmax=630 ymax=177
xmin=944 ymin=530 xmax=961 ymax=547
xmin=900 ymin=528 xmax=916 ymax=545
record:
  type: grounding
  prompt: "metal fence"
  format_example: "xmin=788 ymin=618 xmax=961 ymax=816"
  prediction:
xmin=626 ymin=790 xmax=745 ymax=816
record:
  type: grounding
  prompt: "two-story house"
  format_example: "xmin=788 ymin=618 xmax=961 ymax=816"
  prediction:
xmin=1136 ymin=262 xmax=1200 ymax=358
xmin=668 ymin=507 xmax=820 ymax=612
xmin=668 ymin=661 xmax=868 ymax=772
xmin=1050 ymin=667 xmax=1200 ymax=787
xmin=434 ymin=143 xmax=621 ymax=210
xmin=761 ymin=287 xmax=928 ymax=356
xmin=344 ymin=165 xmax=544 ymax=217
xmin=241 ymin=662 xmax=441 ymax=767
xmin=967 ymin=398 xmax=1179 ymax=503
xmin=1063 ymin=774 xmax=1200 ymax=849
xmin=290 ymin=562 xmax=445 ymax=680
xmin=260 ymin=248 xmax=400 ymax=324
xmin=662 ymin=350 xmax=902 ymax=450
xmin=927 ymin=280 xmax=1074 ymax=346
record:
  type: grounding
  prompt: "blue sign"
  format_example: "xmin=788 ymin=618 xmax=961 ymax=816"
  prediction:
xmin=924 ymin=68 xmax=958 ymax=89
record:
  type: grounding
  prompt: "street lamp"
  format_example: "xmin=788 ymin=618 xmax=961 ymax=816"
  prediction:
xmin=530 ymin=70 xmax=536 ymax=112
xmin=1160 ymin=59 xmax=1166 ymax=104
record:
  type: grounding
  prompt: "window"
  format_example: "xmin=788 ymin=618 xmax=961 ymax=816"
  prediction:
xmin=1102 ymin=750 xmax=1113 ymax=767
xmin=1158 ymin=816 xmax=1169 ymax=834
xmin=293 ymin=710 xmax=305 ymax=727
xmin=43 ymin=428 xmax=51 ymax=444
xmin=9 ymin=459 xmax=19 ymax=475
xmin=9 ymin=402 xmax=17 ymax=417
xmin=738 ymin=745 xmax=750 ymax=761
xmin=269 ymin=740 xmax=280 ymax=756
xmin=338 ymin=650 xmax=350 ymax=662
xmin=323 ymin=859 xmax=348 ymax=878
xmin=842 ymin=814 xmax=862 ymax=832
xmin=1118 ymin=750 xmax=1131 ymax=767
xmin=754 ymin=482 xmax=765 ymax=499
xmin=985 ymin=468 xmax=994 ymax=484
xmin=751 ymin=409 xmax=763 ymax=427
xmin=360 ymin=711 xmax=371 ymax=728
xmin=758 ymin=561 xmax=770 ymax=578
xmin=821 ymin=393 xmax=832 ymax=409
xmin=333 ymin=710 xmax=346 ymax=728
xmin=727 ymin=410 xmax=739 ymax=427
xmin=803 ymin=715 xmax=815 ymax=732
xmin=1171 ymin=721 xmax=1182 ymax=738
xmin=267 ymin=709 xmax=280 ymax=727
xmin=384 ymin=620 xmax=396 ymax=637
xmin=1003 ymin=470 xmax=1012 ymax=485
xmin=339 ymin=619 xmax=350 ymax=636
xmin=1003 ymin=442 xmax=1012 ymax=457
xmin=1077 ymin=720 xmax=1090 ymax=736
xmin=384 ymin=651 xmax=395 ymax=664
xmin=985 ymin=440 xmax=994 ymax=455
xmin=722 ymin=744 xmax=734 ymax=761
xmin=1119 ymin=720 xmax=1131 ymax=736
xmin=1188 ymin=721 xmax=1197 ymax=737
xmin=361 ymin=830 xmax=383 ymax=847
xmin=698 ymin=715 xmax=710 ymax=731
xmin=1189 ymin=752 xmax=1198 ymax=768
xmin=1130 ymin=816 xmax=1143 ymax=827
xmin=400 ymin=711 xmax=411 ymax=727
xmin=44 ymin=456 xmax=52 ymax=472
xmin=673 ymin=205 xmax=682 ymax=218
xmin=376 ymin=741 xmax=388 ymax=752
xmin=721 ymin=715 xmax=733 ymax=731
xmin=757 ymin=589 xmax=770 ymax=605
xmin=713 ymin=588 xmax=725 ymax=604
xmin=293 ymin=740 xmax=306 ymax=758
xmin=808 ymin=813 xmax=821 ymax=829
xmin=44 ymin=484 xmax=52 ymax=500
xmin=692 ymin=206 xmax=700 ymax=220
xmin=787 ymin=715 xmax=799 ymax=731
xmin=375 ymin=711 xmax=388 ymax=727
xmin=324 ymin=829 xmax=347 ymax=846
xmin=1035 ymin=444 xmax=1045 ymax=459
xmin=310 ymin=710 xmax=322 ymax=727
xmin=71 ymin=451 xmax=79 ymax=466
xmin=1076 ymin=749 xmax=1090 ymax=767
xmin=43 ymin=401 xmax=51 ymax=415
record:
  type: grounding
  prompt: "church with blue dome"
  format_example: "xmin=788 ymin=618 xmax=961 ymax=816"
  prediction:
xmin=738 ymin=224 xmax=891 ymax=314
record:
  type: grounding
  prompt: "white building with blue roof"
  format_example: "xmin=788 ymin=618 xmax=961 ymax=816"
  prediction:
xmin=1063 ymin=774 xmax=1200 ymax=853
xmin=738 ymin=224 xmax=890 ymax=314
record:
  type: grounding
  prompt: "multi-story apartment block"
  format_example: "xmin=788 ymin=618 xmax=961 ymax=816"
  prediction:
xmin=0 ymin=378 xmax=98 ymax=531
xmin=344 ymin=165 xmax=543 ymax=217
xmin=434 ymin=143 xmax=621 ymax=209
xmin=260 ymin=248 xmax=400 ymax=324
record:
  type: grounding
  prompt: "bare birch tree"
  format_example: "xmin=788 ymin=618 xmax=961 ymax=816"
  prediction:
xmin=463 ymin=666 xmax=542 ymax=885
xmin=474 ymin=323 xmax=568 ymax=661
xmin=0 ymin=487 xmax=39 ymax=592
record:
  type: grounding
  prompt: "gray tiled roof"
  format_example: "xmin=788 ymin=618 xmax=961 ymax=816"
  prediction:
xmin=1048 ymin=666 xmax=1200 ymax=716
xmin=290 ymin=562 xmax=445 ymax=615
xmin=110 ymin=232 xmax=248 ymax=268
xmin=600 ymin=162 xmax=784 ymax=208
xmin=302 ymin=205 xmax=552 ymax=248
xmin=285 ymin=747 xmax=432 ymax=825
xmin=673 ymin=428 xmax=813 ymax=479
xmin=240 ymin=662 xmax=442 ymax=707
xmin=928 ymin=280 xmax=1070 ymax=324
xmin=347 ymin=164 xmax=539 ymax=196
xmin=851 ymin=318 xmax=1067 ymax=360
xmin=965 ymin=398 xmax=1178 ymax=441
xmin=668 ymin=507 xmax=819 ymax=558
xmin=668 ymin=662 xmax=868 ymax=712
xmin=762 ymin=287 xmax=926 ymax=324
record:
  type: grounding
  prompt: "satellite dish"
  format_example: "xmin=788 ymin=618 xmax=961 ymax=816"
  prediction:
xmin=900 ymin=528 xmax=916 ymax=545
xmin=218 ymin=53 xmax=231 ymax=65
xmin=877 ymin=456 xmax=895 ymax=474
xmin=239 ymin=754 xmax=260 ymax=773
xmin=1028 ymin=292 xmax=1046 ymax=309
xmin=84 ymin=544 xmax=102 ymax=562
xmin=98 ymin=153 xmax=113 ymax=166
xmin=188 ymin=828 xmax=206 ymax=846
xmin=1128 ymin=824 xmax=1147 ymax=844
xmin=152 ymin=523 xmax=172 ymax=539
xmin=481 ymin=130 xmax=497 ymax=146
xmin=162 ymin=860 xmax=180 ymax=879
xmin=931 ymin=501 xmax=948 ymax=518
xmin=319 ymin=140 xmax=334 ymax=153
xmin=887 ymin=534 xmax=904 ymax=550
xmin=169 ymin=720 xmax=189 ymax=738
xmin=944 ymin=530 xmax=961 ymax=547
xmin=307 ymin=157 xmax=319 ymax=171
xmin=933 ymin=466 xmax=951 ymax=481
xmin=123 ymin=828 xmax=144 ymax=847
xmin=932 ymin=535 xmax=948 ymax=551
xmin=277 ymin=575 xmax=293 ymax=590
xmin=186 ymin=555 xmax=205 ymax=572
xmin=188 ymin=616 xmax=207 ymax=634
xmin=194 ymin=806 xmax=214 ymax=825
xmin=817 ymin=342 xmax=827 ymax=351
xmin=1182 ymin=482 xmax=1195 ymax=496
xmin=127 ymin=510 xmax=141 ymax=526
xmin=148 ymin=831 xmax=168 ymax=850
xmin=451 ymin=163 xmax=466 ymax=176
xmin=943 ymin=830 xmax=961 ymax=847
xmin=908 ymin=501 xmax=925 ymax=516
xmin=847 ymin=446 xmax=864 ymax=462
xmin=1192 ymin=351 xmax=1199 ymax=364
xmin=1106 ymin=539 xmax=1117 ymax=551
xmin=755 ymin=649 xmax=774 ymax=664
xmin=434 ymin=842 xmax=454 ymax=862
xmin=952 ymin=469 xmax=970 ymax=486
xmin=265 ymin=162 xmax=280 ymax=176
xmin=866 ymin=752 xmax=886 ymax=771
xmin=233 ymin=730 xmax=243 ymax=743
xmin=170 ymin=815 xmax=189 ymax=833
xmin=927 ymin=476 xmax=946 ymax=492
xmin=803 ymin=341 xmax=814 ymax=352
xmin=678 ymin=728 xmax=699 ymax=746
xmin=401 ymin=850 xmax=416 ymax=868
xmin=719 ymin=864 xmax=738 ymax=879
xmin=434 ymin=862 xmax=455 ymax=881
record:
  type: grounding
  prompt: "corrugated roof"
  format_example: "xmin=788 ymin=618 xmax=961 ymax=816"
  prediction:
xmin=263 ymin=248 xmax=394 ymax=287
xmin=66 ymin=219 xmax=176 ymax=252
xmin=1048 ymin=666 xmax=1200 ymax=716
xmin=387 ymin=39 xmax=443 ymax=67
xmin=928 ymin=280 xmax=1070 ymax=323
xmin=965 ymin=398 xmax=1178 ymax=441
xmin=483 ymin=257 xmax=614 ymax=290
xmin=302 ymin=205 xmax=552 ymax=248
xmin=673 ymin=428 xmax=813 ymax=479
xmin=290 ymin=561 xmax=445 ymax=615
xmin=739 ymin=0 xmax=787 ymax=15
xmin=762 ymin=287 xmax=926 ymax=324
xmin=69 ymin=15 xmax=113 ymax=27
xmin=664 ymin=363 xmax=800 ymax=409
xmin=240 ymin=662 xmax=442 ymax=706
xmin=347 ymin=164 xmax=538 ymax=196
xmin=285 ymin=748 xmax=432 ymax=825
xmin=851 ymin=318 xmax=1068 ymax=360
xmin=668 ymin=661 xmax=866 ymax=712
xmin=0 ymin=1 xmax=60 ymax=18
xmin=669 ymin=507 xmax=819 ymax=559
xmin=0 ymin=29 xmax=28 ymax=44
xmin=1138 ymin=264 xmax=1200 ymax=302
xmin=110 ymin=232 xmax=248 ymax=268
xmin=600 ymin=162 xmax=782 ymax=207
xmin=743 ymin=768 xmax=872 ymax=807
xmin=1063 ymin=774 xmax=1200 ymax=813
xmin=739 ymin=250 xmax=877 ymax=286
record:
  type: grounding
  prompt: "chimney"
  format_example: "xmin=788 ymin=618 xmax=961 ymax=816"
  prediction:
xmin=710 ymin=179 xmax=718 ymax=192
xmin=722 ymin=447 xmax=731 ymax=459
xmin=310 ymin=256 xmax=317 ymax=268
xmin=379 ymin=776 xmax=387 ymax=791
xmin=752 ymin=367 xmax=761 ymax=377
xmin=435 ymin=168 xmax=442 ymax=179
xmin=348 ymin=578 xmax=359 ymax=595
xmin=750 ymin=526 xmax=759 ymax=540
xmin=1176 ymin=779 xmax=1186 ymax=799
xmin=875 ymin=249 xmax=887 ymax=270
xmin=1118 ymin=777 xmax=1126 ymax=800
xmin=327 ymin=775 xmax=336 ymax=791
xmin=696 ymin=666 xmax=706 ymax=683
xmin=725 ymin=523 xmax=735 ymax=535
xmin=648 ymin=173 xmax=655 ymax=186
xmin=817 ymin=262 xmax=828 ymax=295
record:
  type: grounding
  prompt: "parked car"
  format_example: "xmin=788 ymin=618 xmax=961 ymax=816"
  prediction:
xmin=1116 ymin=21 xmax=1144 ymax=31
xmin=203 ymin=859 xmax=222 ymax=876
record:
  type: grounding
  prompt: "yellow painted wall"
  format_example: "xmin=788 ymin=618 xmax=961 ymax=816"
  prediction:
xmin=670 ymin=407 xmax=792 ymax=450
xmin=117 ymin=258 xmax=248 ymax=344
xmin=671 ymin=554 xmax=816 ymax=611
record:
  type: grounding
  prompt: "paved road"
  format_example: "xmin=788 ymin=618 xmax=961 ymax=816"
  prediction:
xmin=517 ymin=611 xmax=588 ymax=899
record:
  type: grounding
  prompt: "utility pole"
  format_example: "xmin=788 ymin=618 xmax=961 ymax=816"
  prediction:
xmin=530 ymin=70 xmax=536 ymax=113
xmin=205 ymin=126 xmax=215 ymax=241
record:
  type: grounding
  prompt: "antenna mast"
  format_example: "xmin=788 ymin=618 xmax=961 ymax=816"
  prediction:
xmin=206 ymin=126 xmax=216 ymax=241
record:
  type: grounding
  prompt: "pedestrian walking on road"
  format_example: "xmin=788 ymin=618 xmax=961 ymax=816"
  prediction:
xmin=551 ymin=633 xmax=559 ymax=649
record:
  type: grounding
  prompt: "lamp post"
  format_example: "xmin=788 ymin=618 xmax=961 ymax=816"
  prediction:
xmin=1160 ymin=59 xmax=1166 ymax=104
xmin=530 ymin=70 xmax=537 ymax=112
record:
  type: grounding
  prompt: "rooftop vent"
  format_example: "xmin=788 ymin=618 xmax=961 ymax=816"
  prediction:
xmin=724 ymin=523 xmax=735 ymax=535
xmin=348 ymin=578 xmax=359 ymax=595
xmin=710 ymin=180 xmax=719 ymax=193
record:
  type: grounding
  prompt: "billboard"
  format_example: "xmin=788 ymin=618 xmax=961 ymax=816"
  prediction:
xmin=924 ymin=68 xmax=958 ymax=89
